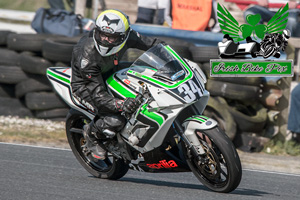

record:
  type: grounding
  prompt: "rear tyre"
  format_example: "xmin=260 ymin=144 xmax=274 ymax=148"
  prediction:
xmin=183 ymin=127 xmax=242 ymax=193
xmin=66 ymin=109 xmax=129 ymax=179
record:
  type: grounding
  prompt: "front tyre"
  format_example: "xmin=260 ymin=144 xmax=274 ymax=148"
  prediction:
xmin=263 ymin=45 xmax=276 ymax=58
xmin=184 ymin=127 xmax=242 ymax=193
xmin=65 ymin=109 xmax=129 ymax=179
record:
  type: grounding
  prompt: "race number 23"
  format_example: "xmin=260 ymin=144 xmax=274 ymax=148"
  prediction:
xmin=177 ymin=80 xmax=202 ymax=103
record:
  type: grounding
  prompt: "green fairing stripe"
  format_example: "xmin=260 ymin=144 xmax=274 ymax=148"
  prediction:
xmin=106 ymin=75 xmax=136 ymax=98
xmin=127 ymin=45 xmax=193 ymax=89
xmin=185 ymin=115 xmax=209 ymax=123
xmin=47 ymin=69 xmax=70 ymax=84
xmin=140 ymin=104 xmax=163 ymax=126
xmin=199 ymin=115 xmax=209 ymax=120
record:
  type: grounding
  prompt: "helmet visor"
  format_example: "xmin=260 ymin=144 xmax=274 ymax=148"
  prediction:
xmin=94 ymin=28 xmax=125 ymax=47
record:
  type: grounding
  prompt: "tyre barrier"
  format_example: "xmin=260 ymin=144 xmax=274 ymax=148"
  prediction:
xmin=0 ymin=65 xmax=29 ymax=84
xmin=209 ymin=77 xmax=262 ymax=86
xmin=0 ymin=84 xmax=15 ymax=98
xmin=7 ymin=33 xmax=62 ymax=52
xmin=0 ymin=48 xmax=21 ymax=66
xmin=0 ymin=97 xmax=33 ymax=118
xmin=227 ymin=103 xmax=268 ymax=133
xmin=0 ymin=32 xmax=75 ymax=120
xmin=198 ymin=62 xmax=210 ymax=77
xmin=233 ymin=132 xmax=270 ymax=152
xmin=203 ymin=96 xmax=237 ymax=140
xmin=20 ymin=52 xmax=53 ymax=75
xmin=42 ymin=37 xmax=81 ymax=63
xmin=25 ymin=92 xmax=68 ymax=110
xmin=206 ymin=79 xmax=261 ymax=102
xmin=157 ymin=36 xmax=193 ymax=60
xmin=0 ymin=31 xmax=291 ymax=151
xmin=0 ymin=30 xmax=15 ymax=46
xmin=267 ymin=110 xmax=280 ymax=125
xmin=15 ymin=76 xmax=52 ymax=98
xmin=189 ymin=45 xmax=219 ymax=63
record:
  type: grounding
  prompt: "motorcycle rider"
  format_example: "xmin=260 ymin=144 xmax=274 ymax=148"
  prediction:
xmin=71 ymin=9 xmax=162 ymax=160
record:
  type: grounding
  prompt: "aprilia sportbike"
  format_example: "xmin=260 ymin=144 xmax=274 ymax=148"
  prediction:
xmin=47 ymin=44 xmax=242 ymax=193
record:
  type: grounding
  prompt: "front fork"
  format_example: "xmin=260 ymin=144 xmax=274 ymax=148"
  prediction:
xmin=174 ymin=116 xmax=218 ymax=162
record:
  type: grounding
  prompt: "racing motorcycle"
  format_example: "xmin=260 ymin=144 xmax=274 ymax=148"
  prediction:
xmin=257 ymin=33 xmax=287 ymax=58
xmin=47 ymin=44 xmax=242 ymax=193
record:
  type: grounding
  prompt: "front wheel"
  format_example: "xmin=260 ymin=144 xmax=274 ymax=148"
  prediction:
xmin=65 ymin=109 xmax=129 ymax=179
xmin=183 ymin=127 xmax=242 ymax=193
xmin=263 ymin=45 xmax=276 ymax=58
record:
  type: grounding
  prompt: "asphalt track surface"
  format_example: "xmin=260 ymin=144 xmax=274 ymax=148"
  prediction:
xmin=0 ymin=142 xmax=299 ymax=200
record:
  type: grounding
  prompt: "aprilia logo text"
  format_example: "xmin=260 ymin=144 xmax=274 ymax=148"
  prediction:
xmin=147 ymin=160 xmax=178 ymax=169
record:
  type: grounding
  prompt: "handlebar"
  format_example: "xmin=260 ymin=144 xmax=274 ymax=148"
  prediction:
xmin=121 ymin=92 xmax=145 ymax=120
xmin=135 ymin=92 xmax=144 ymax=104
xmin=121 ymin=81 xmax=150 ymax=120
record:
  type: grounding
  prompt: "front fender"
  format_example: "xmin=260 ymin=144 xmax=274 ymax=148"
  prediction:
xmin=182 ymin=115 xmax=218 ymax=131
xmin=180 ymin=115 xmax=218 ymax=155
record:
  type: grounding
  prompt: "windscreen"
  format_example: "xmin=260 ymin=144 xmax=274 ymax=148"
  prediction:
xmin=130 ymin=44 xmax=185 ymax=81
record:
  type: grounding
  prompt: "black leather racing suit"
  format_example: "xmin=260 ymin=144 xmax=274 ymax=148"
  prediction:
xmin=71 ymin=29 xmax=160 ymax=136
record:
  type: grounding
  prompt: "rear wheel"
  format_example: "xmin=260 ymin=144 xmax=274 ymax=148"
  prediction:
xmin=66 ymin=109 xmax=129 ymax=179
xmin=183 ymin=127 xmax=242 ymax=193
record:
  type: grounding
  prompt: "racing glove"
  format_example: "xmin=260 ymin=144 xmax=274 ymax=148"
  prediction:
xmin=115 ymin=98 xmax=141 ymax=114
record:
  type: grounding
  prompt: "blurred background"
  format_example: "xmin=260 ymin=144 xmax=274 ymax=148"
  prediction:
xmin=0 ymin=0 xmax=299 ymax=155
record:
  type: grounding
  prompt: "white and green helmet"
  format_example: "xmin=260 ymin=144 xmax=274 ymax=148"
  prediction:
xmin=93 ymin=9 xmax=131 ymax=57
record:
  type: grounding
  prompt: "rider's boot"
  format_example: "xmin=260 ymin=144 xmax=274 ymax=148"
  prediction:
xmin=82 ymin=124 xmax=107 ymax=160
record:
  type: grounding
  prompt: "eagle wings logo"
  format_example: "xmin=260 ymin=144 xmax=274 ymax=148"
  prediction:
xmin=217 ymin=3 xmax=289 ymax=42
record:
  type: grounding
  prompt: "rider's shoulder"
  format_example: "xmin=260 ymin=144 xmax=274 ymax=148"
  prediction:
xmin=127 ymin=29 xmax=140 ymax=40
xmin=82 ymin=38 xmax=96 ymax=54
xmin=72 ymin=35 xmax=97 ymax=68
xmin=75 ymin=35 xmax=97 ymax=57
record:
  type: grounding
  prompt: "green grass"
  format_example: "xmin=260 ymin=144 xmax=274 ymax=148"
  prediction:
xmin=263 ymin=139 xmax=300 ymax=156
xmin=0 ymin=0 xmax=49 ymax=12
xmin=0 ymin=122 xmax=67 ymax=146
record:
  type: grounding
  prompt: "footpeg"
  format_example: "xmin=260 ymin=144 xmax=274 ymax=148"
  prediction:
xmin=103 ymin=129 xmax=116 ymax=138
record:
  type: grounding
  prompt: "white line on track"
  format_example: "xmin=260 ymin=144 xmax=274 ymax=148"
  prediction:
xmin=1 ymin=142 xmax=300 ymax=177
xmin=242 ymin=168 xmax=300 ymax=177
xmin=0 ymin=142 xmax=71 ymax=151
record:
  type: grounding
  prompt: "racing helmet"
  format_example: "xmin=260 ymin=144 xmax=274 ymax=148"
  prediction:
xmin=282 ymin=29 xmax=291 ymax=41
xmin=93 ymin=9 xmax=131 ymax=57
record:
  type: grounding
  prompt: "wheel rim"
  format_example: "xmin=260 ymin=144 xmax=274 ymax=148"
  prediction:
xmin=68 ymin=115 xmax=114 ymax=172
xmin=190 ymin=131 xmax=229 ymax=187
